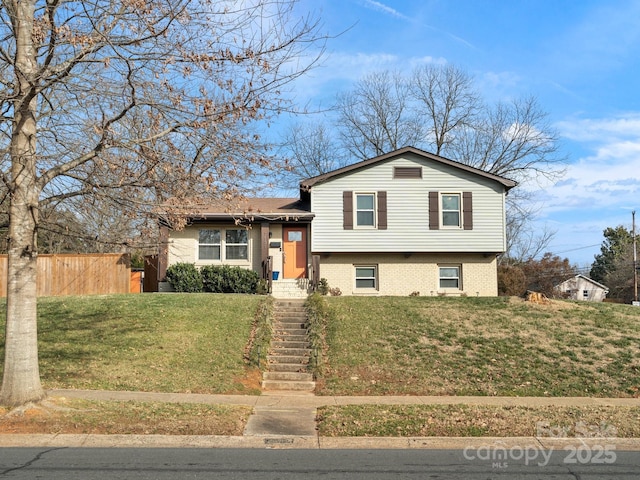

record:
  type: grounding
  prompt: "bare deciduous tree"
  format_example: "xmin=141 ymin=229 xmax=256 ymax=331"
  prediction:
xmin=276 ymin=121 xmax=348 ymax=191
xmin=0 ymin=0 xmax=325 ymax=407
xmin=329 ymin=65 xmax=564 ymax=262
xmin=410 ymin=63 xmax=479 ymax=156
xmin=504 ymin=198 xmax=556 ymax=264
xmin=336 ymin=70 xmax=423 ymax=160
xmin=449 ymin=95 xmax=565 ymax=183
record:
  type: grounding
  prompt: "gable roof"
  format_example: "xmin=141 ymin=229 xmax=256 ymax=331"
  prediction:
xmin=184 ymin=198 xmax=313 ymax=222
xmin=557 ymin=274 xmax=609 ymax=291
xmin=299 ymin=146 xmax=517 ymax=191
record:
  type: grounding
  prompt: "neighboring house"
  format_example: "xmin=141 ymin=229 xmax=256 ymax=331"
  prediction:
xmin=158 ymin=146 xmax=516 ymax=296
xmin=555 ymin=274 xmax=609 ymax=302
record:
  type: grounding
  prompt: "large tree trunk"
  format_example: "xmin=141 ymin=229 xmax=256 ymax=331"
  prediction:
xmin=0 ymin=189 xmax=44 ymax=407
xmin=0 ymin=0 xmax=45 ymax=407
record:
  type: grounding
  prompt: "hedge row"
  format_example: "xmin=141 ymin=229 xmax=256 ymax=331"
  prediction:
xmin=166 ymin=263 xmax=263 ymax=294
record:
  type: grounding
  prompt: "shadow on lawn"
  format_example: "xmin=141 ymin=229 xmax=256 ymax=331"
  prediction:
xmin=33 ymin=299 xmax=158 ymax=385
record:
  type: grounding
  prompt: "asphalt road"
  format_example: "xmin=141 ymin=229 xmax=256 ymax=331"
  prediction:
xmin=1 ymin=448 xmax=640 ymax=479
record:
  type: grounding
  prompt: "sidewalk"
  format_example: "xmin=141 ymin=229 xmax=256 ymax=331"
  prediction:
xmin=0 ymin=389 xmax=637 ymax=450
xmin=43 ymin=388 xmax=640 ymax=408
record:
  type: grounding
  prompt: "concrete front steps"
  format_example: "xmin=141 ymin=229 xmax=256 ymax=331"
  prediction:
xmin=262 ymin=299 xmax=316 ymax=392
xmin=270 ymin=279 xmax=310 ymax=299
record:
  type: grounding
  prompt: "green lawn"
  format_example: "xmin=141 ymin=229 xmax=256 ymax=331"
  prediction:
xmin=315 ymin=296 xmax=640 ymax=397
xmin=1 ymin=397 xmax=252 ymax=435
xmin=0 ymin=293 xmax=265 ymax=394
xmin=317 ymin=404 xmax=640 ymax=437
xmin=2 ymin=293 xmax=640 ymax=437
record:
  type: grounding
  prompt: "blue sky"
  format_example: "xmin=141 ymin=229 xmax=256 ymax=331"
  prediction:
xmin=283 ymin=0 xmax=640 ymax=267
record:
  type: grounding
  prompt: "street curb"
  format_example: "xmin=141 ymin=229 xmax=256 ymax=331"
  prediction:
xmin=1 ymin=434 xmax=639 ymax=450
xmin=4 ymin=391 xmax=635 ymax=451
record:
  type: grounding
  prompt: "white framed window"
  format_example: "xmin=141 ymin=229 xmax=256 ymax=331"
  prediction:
xmin=439 ymin=265 xmax=461 ymax=289
xmin=198 ymin=229 xmax=221 ymax=260
xmin=583 ymin=290 xmax=589 ymax=298
xmin=441 ymin=193 xmax=461 ymax=228
xmin=225 ymin=229 xmax=248 ymax=260
xmin=198 ymin=228 xmax=249 ymax=261
xmin=355 ymin=265 xmax=377 ymax=290
xmin=355 ymin=193 xmax=376 ymax=227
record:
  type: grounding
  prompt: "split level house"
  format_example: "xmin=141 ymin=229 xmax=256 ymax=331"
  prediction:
xmin=157 ymin=146 xmax=517 ymax=297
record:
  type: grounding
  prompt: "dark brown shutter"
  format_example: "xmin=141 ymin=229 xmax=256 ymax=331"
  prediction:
xmin=343 ymin=191 xmax=353 ymax=230
xmin=377 ymin=191 xmax=387 ymax=230
xmin=463 ymin=192 xmax=473 ymax=230
xmin=428 ymin=191 xmax=439 ymax=230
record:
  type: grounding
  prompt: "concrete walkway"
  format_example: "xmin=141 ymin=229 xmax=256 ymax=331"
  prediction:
xmin=44 ymin=388 xmax=640 ymax=408
xmin=0 ymin=389 xmax=637 ymax=450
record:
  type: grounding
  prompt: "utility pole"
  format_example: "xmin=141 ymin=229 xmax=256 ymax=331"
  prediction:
xmin=633 ymin=210 xmax=638 ymax=303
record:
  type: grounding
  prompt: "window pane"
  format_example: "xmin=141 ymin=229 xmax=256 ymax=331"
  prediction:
xmin=442 ymin=194 xmax=460 ymax=210
xmin=442 ymin=212 xmax=460 ymax=226
xmin=355 ymin=266 xmax=376 ymax=289
xmin=199 ymin=245 xmax=220 ymax=260
xmin=357 ymin=211 xmax=374 ymax=226
xmin=356 ymin=267 xmax=376 ymax=277
xmin=287 ymin=231 xmax=303 ymax=242
xmin=356 ymin=278 xmax=376 ymax=288
xmin=439 ymin=266 xmax=460 ymax=289
xmin=440 ymin=267 xmax=459 ymax=278
xmin=199 ymin=229 xmax=220 ymax=244
xmin=356 ymin=194 xmax=374 ymax=209
xmin=440 ymin=278 xmax=459 ymax=288
xmin=226 ymin=245 xmax=248 ymax=260
xmin=226 ymin=229 xmax=247 ymax=243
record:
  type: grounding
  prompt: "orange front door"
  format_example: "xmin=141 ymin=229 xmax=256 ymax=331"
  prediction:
xmin=283 ymin=227 xmax=307 ymax=279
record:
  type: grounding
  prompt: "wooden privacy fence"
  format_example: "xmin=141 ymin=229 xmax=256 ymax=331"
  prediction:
xmin=0 ymin=253 xmax=132 ymax=297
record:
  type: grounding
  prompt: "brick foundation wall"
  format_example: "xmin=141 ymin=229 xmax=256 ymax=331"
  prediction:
xmin=317 ymin=253 xmax=498 ymax=296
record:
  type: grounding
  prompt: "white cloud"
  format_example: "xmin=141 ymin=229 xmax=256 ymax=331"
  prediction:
xmin=556 ymin=115 xmax=640 ymax=142
xmin=477 ymin=71 xmax=523 ymax=99
xmin=328 ymin=51 xmax=400 ymax=74
xmin=360 ymin=0 xmax=476 ymax=50
xmin=482 ymin=71 xmax=522 ymax=88
xmin=321 ymin=51 xmax=446 ymax=79
xmin=409 ymin=55 xmax=448 ymax=68
xmin=288 ymin=51 xmax=447 ymax=103
xmin=540 ymin=115 xmax=640 ymax=214
xmin=362 ymin=0 xmax=411 ymax=21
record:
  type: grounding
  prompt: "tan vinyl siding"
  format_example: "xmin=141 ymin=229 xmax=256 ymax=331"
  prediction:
xmin=311 ymin=153 xmax=507 ymax=253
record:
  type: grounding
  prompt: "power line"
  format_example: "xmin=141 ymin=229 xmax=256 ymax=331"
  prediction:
xmin=551 ymin=244 xmax=601 ymax=254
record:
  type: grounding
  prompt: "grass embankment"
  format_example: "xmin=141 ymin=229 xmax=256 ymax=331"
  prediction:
xmin=2 ymin=294 xmax=639 ymax=437
xmin=314 ymin=295 xmax=640 ymax=437
xmin=316 ymin=296 xmax=640 ymax=397
xmin=317 ymin=404 xmax=640 ymax=437
xmin=16 ymin=293 xmax=265 ymax=394
xmin=0 ymin=293 xmax=264 ymax=435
